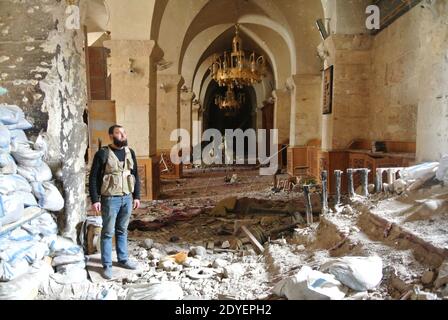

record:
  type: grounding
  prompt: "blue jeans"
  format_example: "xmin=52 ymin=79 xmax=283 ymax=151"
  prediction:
xmin=100 ymin=194 xmax=133 ymax=268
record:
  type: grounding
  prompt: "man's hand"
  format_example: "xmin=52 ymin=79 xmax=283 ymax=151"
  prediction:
xmin=92 ymin=202 xmax=101 ymax=213
xmin=133 ymin=199 xmax=141 ymax=210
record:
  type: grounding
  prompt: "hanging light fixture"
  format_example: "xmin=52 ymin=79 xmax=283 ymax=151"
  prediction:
xmin=210 ymin=24 xmax=266 ymax=89
xmin=215 ymin=86 xmax=245 ymax=114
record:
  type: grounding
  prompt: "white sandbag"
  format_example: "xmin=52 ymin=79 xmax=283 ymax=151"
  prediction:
xmin=51 ymin=252 xmax=85 ymax=267
xmin=0 ymin=104 xmax=24 ymax=125
xmin=9 ymin=129 xmax=28 ymax=143
xmin=0 ymin=151 xmax=17 ymax=174
xmin=50 ymin=236 xmax=82 ymax=256
xmin=8 ymin=228 xmax=35 ymax=242
xmin=14 ymin=191 xmax=38 ymax=207
xmin=11 ymin=141 xmax=44 ymax=167
xmin=0 ymin=239 xmax=35 ymax=263
xmin=17 ymin=162 xmax=52 ymax=182
xmin=0 ymin=259 xmax=30 ymax=282
xmin=400 ymin=162 xmax=439 ymax=182
xmin=0 ymin=174 xmax=32 ymax=194
xmin=50 ymin=267 xmax=88 ymax=285
xmin=0 ymin=193 xmax=25 ymax=225
xmin=436 ymin=155 xmax=448 ymax=184
xmin=125 ymin=282 xmax=184 ymax=300
xmin=4 ymin=118 xmax=33 ymax=130
xmin=23 ymin=242 xmax=50 ymax=264
xmin=22 ymin=212 xmax=58 ymax=237
xmin=273 ymin=266 xmax=346 ymax=300
xmin=31 ymin=182 xmax=64 ymax=212
xmin=0 ymin=124 xmax=11 ymax=150
xmin=0 ymin=260 xmax=52 ymax=299
xmin=320 ymin=256 xmax=383 ymax=292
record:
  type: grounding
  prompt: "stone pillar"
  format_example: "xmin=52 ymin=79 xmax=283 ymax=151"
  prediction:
xmin=319 ymin=34 xmax=372 ymax=151
xmin=180 ymin=90 xmax=195 ymax=147
xmin=104 ymin=39 xmax=163 ymax=200
xmin=22 ymin=0 xmax=88 ymax=241
xmin=157 ymin=74 xmax=184 ymax=178
xmin=272 ymin=88 xmax=291 ymax=145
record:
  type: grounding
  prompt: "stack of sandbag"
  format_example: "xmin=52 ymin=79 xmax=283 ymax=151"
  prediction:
xmin=0 ymin=104 xmax=64 ymax=227
xmin=49 ymin=236 xmax=87 ymax=285
xmin=0 ymin=212 xmax=58 ymax=297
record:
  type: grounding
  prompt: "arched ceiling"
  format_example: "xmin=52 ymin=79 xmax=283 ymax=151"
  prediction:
xmin=156 ymin=0 xmax=324 ymax=83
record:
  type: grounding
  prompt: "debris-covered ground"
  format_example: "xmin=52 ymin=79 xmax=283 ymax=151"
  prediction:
xmin=63 ymin=168 xmax=447 ymax=300
xmin=3 ymin=165 xmax=444 ymax=300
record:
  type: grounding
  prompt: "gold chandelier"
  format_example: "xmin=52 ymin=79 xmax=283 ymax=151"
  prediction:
xmin=215 ymin=86 xmax=245 ymax=112
xmin=210 ymin=24 xmax=266 ymax=88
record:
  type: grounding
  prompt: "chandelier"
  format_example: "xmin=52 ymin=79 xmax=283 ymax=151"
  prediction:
xmin=215 ymin=86 xmax=245 ymax=113
xmin=210 ymin=24 xmax=266 ymax=88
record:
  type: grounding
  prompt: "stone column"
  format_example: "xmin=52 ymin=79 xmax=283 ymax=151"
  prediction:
xmin=157 ymin=74 xmax=184 ymax=178
xmin=19 ymin=0 xmax=88 ymax=241
xmin=272 ymin=88 xmax=291 ymax=145
xmin=104 ymin=39 xmax=163 ymax=199
xmin=319 ymin=34 xmax=372 ymax=151
xmin=180 ymin=90 xmax=195 ymax=147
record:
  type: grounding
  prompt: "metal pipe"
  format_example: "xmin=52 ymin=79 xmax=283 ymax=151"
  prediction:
xmin=375 ymin=168 xmax=383 ymax=193
xmin=347 ymin=169 xmax=355 ymax=198
xmin=303 ymin=185 xmax=313 ymax=225
xmin=334 ymin=170 xmax=343 ymax=205
xmin=360 ymin=169 xmax=370 ymax=197
xmin=321 ymin=170 xmax=328 ymax=214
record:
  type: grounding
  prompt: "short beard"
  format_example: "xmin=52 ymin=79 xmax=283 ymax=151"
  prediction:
xmin=113 ymin=137 xmax=128 ymax=148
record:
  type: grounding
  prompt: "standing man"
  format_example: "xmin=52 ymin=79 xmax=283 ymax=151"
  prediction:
xmin=89 ymin=125 xmax=141 ymax=279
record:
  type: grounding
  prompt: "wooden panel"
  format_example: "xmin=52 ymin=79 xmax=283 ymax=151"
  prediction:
xmin=88 ymin=100 xmax=116 ymax=164
xmin=158 ymin=150 xmax=183 ymax=179
xmin=88 ymin=47 xmax=110 ymax=100
xmin=327 ymin=151 xmax=349 ymax=195
xmin=137 ymin=157 xmax=160 ymax=200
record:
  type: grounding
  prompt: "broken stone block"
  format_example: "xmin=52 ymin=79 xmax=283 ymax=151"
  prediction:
xmin=148 ymin=249 xmax=162 ymax=260
xmin=183 ymin=257 xmax=201 ymax=268
xmin=223 ymin=263 xmax=245 ymax=279
xmin=221 ymin=241 xmax=230 ymax=249
xmin=435 ymin=260 xmax=448 ymax=288
xmin=212 ymin=258 xmax=228 ymax=269
xmin=160 ymin=260 xmax=177 ymax=272
xmin=421 ymin=270 xmax=435 ymax=285
xmin=142 ymin=239 xmax=154 ymax=249
xmin=187 ymin=268 xmax=214 ymax=280
xmin=210 ymin=197 xmax=237 ymax=216
xmin=137 ymin=248 xmax=148 ymax=260
xmin=190 ymin=246 xmax=207 ymax=257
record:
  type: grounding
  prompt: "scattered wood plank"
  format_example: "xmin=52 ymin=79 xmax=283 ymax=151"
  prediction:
xmin=240 ymin=225 xmax=265 ymax=254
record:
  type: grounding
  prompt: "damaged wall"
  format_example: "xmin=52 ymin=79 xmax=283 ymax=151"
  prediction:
xmin=0 ymin=0 xmax=88 ymax=241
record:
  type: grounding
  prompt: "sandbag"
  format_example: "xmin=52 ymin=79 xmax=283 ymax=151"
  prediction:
xmin=0 ymin=104 xmax=24 ymax=125
xmin=11 ymin=141 xmax=44 ymax=167
xmin=125 ymin=282 xmax=184 ymax=300
xmin=436 ymin=155 xmax=448 ymax=184
xmin=14 ymin=191 xmax=38 ymax=207
xmin=273 ymin=266 xmax=346 ymax=300
xmin=50 ymin=236 xmax=82 ymax=256
xmin=320 ymin=256 xmax=383 ymax=292
xmin=23 ymin=242 xmax=50 ymax=264
xmin=8 ymin=228 xmax=35 ymax=242
xmin=31 ymin=182 xmax=64 ymax=212
xmin=17 ymin=162 xmax=52 ymax=182
xmin=9 ymin=129 xmax=28 ymax=143
xmin=0 ymin=124 xmax=11 ymax=150
xmin=22 ymin=212 xmax=58 ymax=237
xmin=400 ymin=162 xmax=439 ymax=182
xmin=0 ymin=259 xmax=30 ymax=282
xmin=52 ymin=252 xmax=85 ymax=267
xmin=0 ymin=193 xmax=25 ymax=225
xmin=0 ymin=260 xmax=52 ymax=299
xmin=0 ymin=151 xmax=17 ymax=174
xmin=4 ymin=118 xmax=33 ymax=130
xmin=0 ymin=174 xmax=32 ymax=194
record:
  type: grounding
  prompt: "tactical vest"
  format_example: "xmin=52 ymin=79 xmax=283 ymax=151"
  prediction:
xmin=100 ymin=146 xmax=135 ymax=196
